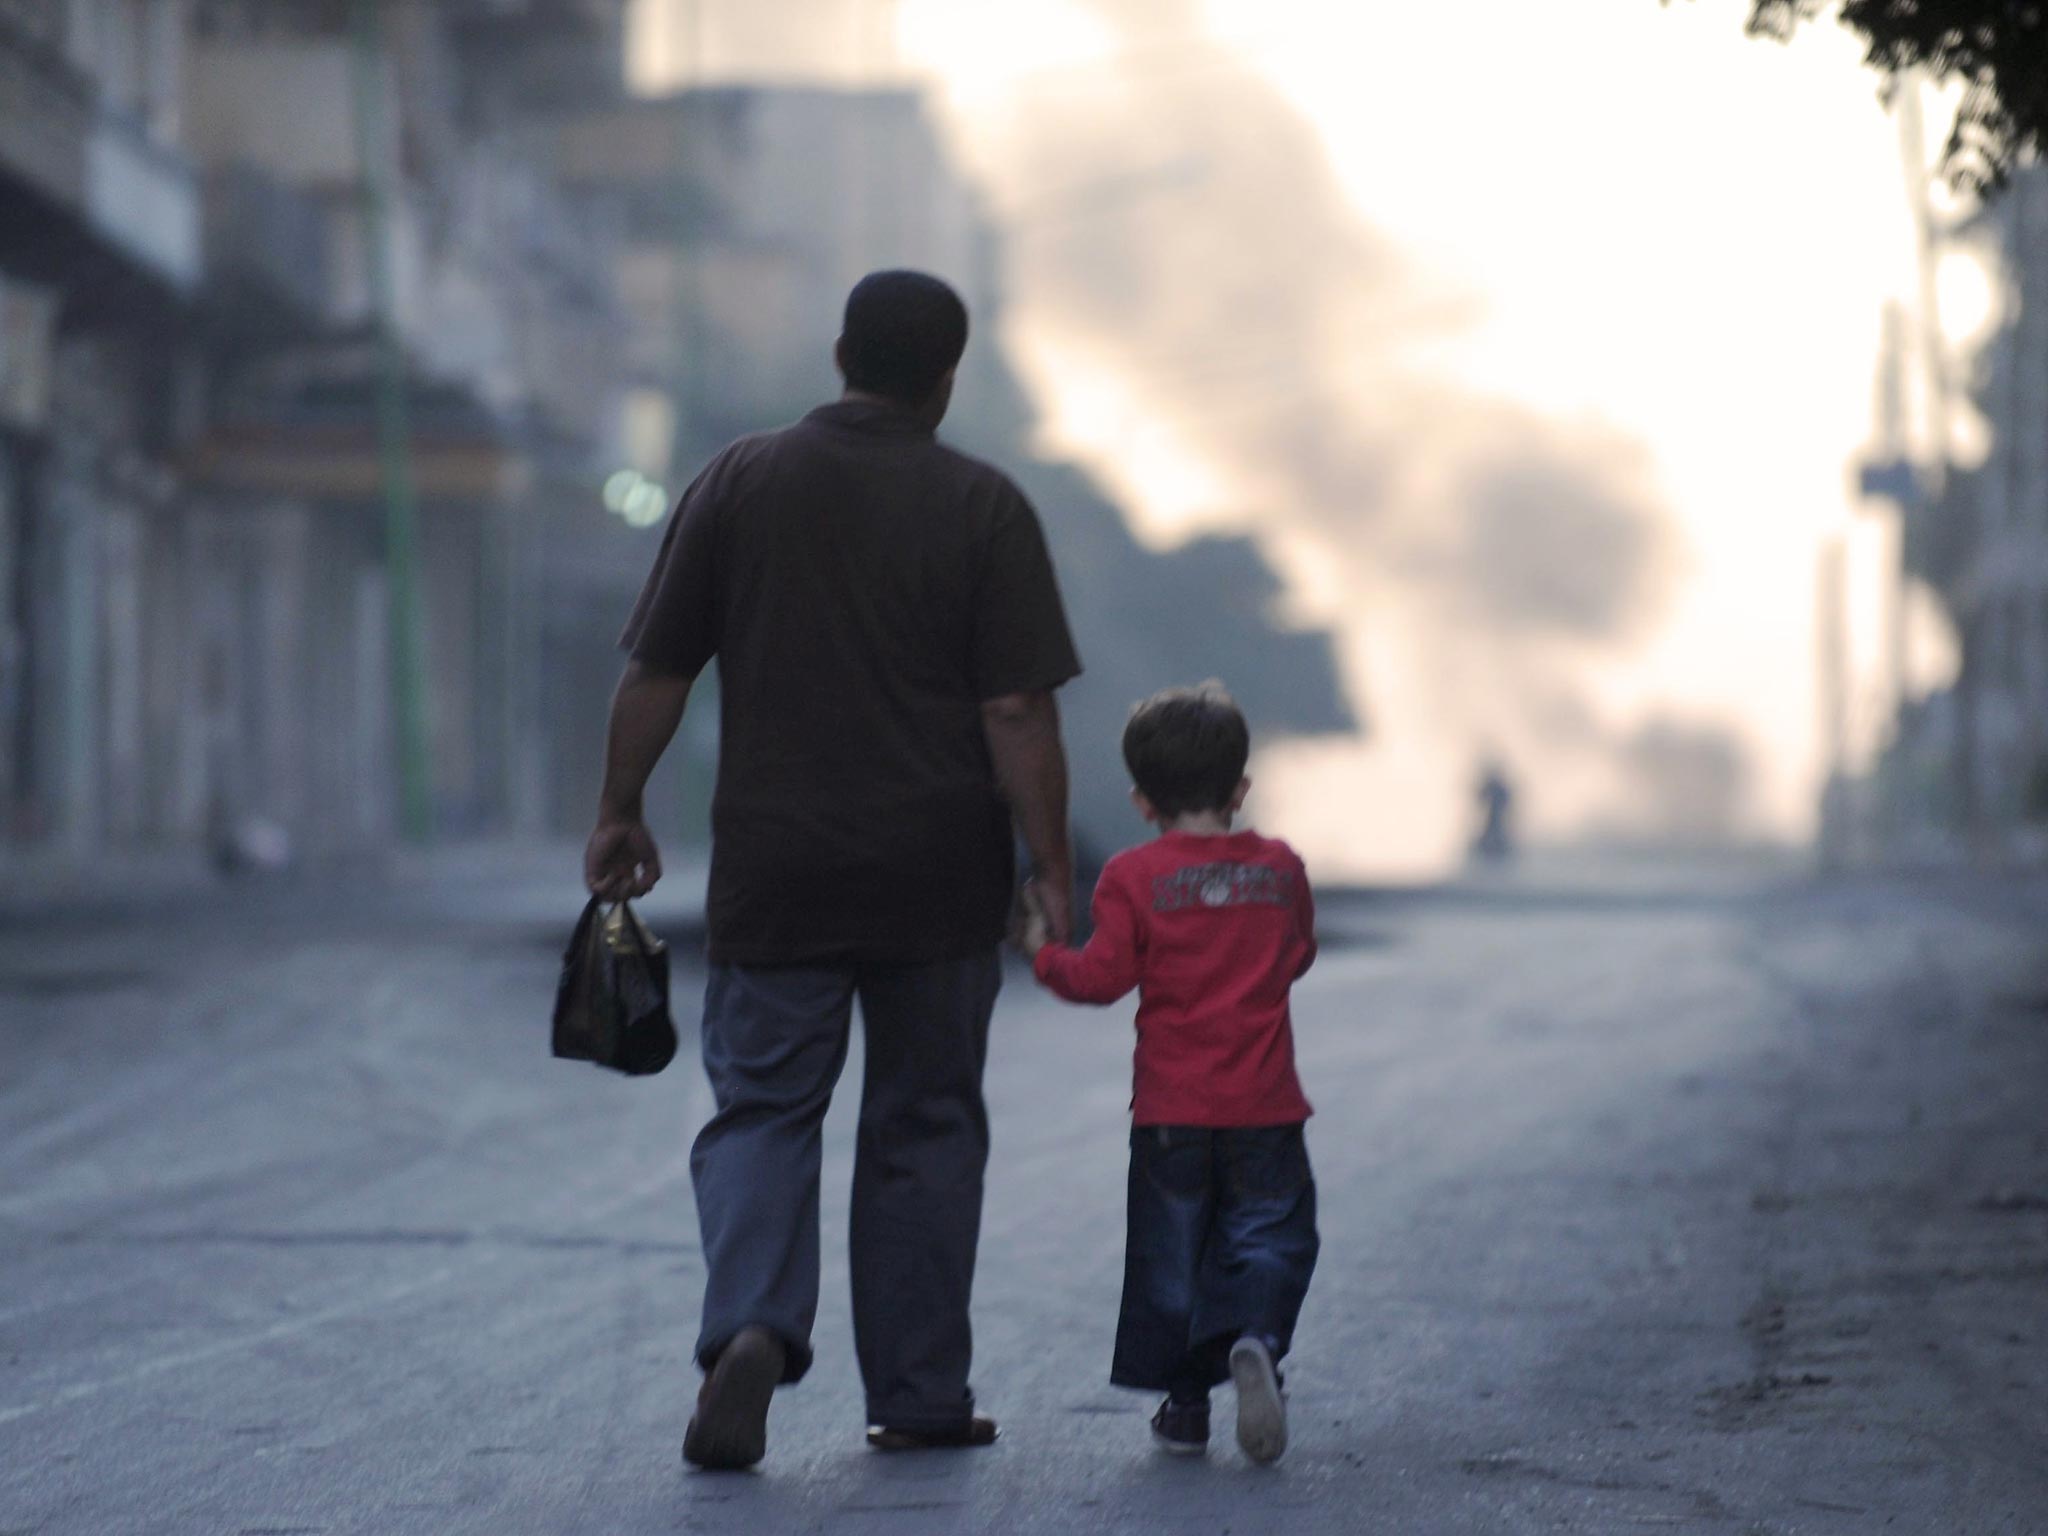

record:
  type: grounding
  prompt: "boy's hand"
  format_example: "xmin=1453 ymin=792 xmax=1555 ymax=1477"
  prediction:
xmin=1014 ymin=881 xmax=1053 ymax=957
xmin=1027 ymin=866 xmax=1074 ymax=947
xmin=1005 ymin=883 xmax=1033 ymax=950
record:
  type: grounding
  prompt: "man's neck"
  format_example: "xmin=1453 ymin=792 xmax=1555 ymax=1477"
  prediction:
xmin=841 ymin=388 xmax=940 ymax=432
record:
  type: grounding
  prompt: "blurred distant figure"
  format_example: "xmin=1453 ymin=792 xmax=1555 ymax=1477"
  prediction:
xmin=1472 ymin=758 xmax=1516 ymax=864
xmin=206 ymin=801 xmax=294 ymax=878
xmin=584 ymin=271 xmax=1081 ymax=1468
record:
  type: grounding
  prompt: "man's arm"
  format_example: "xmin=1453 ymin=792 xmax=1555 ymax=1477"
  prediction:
xmin=585 ymin=659 xmax=695 ymax=899
xmin=981 ymin=689 xmax=1075 ymax=945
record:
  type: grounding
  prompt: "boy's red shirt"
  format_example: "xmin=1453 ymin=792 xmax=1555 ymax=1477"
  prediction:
xmin=1032 ymin=828 xmax=1315 ymax=1127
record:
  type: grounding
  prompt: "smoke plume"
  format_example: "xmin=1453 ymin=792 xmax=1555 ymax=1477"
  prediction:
xmin=950 ymin=0 xmax=1752 ymax=860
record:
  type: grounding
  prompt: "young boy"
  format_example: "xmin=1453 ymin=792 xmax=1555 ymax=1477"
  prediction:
xmin=1018 ymin=682 xmax=1319 ymax=1463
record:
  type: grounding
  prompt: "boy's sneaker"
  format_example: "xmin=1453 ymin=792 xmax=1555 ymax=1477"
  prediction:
xmin=1150 ymin=1395 xmax=1210 ymax=1455
xmin=1228 ymin=1336 xmax=1288 ymax=1464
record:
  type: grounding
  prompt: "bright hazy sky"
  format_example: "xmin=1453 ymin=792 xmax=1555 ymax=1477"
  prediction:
xmin=630 ymin=0 xmax=1972 ymax=876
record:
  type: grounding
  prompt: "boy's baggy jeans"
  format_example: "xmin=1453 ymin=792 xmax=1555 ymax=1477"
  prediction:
xmin=1112 ymin=1123 xmax=1320 ymax=1397
xmin=689 ymin=952 xmax=1000 ymax=1433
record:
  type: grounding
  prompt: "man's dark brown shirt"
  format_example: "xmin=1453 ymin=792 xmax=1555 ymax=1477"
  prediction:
xmin=621 ymin=399 xmax=1081 ymax=966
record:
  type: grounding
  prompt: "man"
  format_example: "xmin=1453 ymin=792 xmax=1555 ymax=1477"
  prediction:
xmin=585 ymin=270 xmax=1080 ymax=1470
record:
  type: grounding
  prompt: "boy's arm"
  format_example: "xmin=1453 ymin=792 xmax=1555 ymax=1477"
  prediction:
xmin=1293 ymin=859 xmax=1318 ymax=979
xmin=1033 ymin=870 xmax=1143 ymax=1005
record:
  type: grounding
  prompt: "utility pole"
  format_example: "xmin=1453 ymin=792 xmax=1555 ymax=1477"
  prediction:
xmin=1879 ymin=74 xmax=1947 ymax=738
xmin=351 ymin=0 xmax=434 ymax=843
xmin=663 ymin=0 xmax=718 ymax=846
xmin=667 ymin=0 xmax=702 ymax=490
xmin=1867 ymin=303 xmax=1913 ymax=725
xmin=1815 ymin=533 xmax=1850 ymax=868
xmin=1894 ymin=70 xmax=1987 ymax=854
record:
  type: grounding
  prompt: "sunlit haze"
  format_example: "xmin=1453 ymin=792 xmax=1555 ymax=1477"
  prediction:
xmin=631 ymin=0 xmax=1956 ymax=878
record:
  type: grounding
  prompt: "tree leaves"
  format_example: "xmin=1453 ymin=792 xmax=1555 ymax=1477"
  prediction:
xmin=1730 ymin=0 xmax=2046 ymax=194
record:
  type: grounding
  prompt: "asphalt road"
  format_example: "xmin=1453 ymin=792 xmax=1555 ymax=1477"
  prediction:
xmin=2 ymin=855 xmax=2045 ymax=1534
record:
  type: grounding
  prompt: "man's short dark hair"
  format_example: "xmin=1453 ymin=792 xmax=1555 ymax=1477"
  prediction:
xmin=839 ymin=270 xmax=969 ymax=402
xmin=1122 ymin=682 xmax=1251 ymax=819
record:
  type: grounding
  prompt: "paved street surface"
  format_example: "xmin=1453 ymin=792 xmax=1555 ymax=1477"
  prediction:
xmin=3 ymin=853 xmax=2046 ymax=1534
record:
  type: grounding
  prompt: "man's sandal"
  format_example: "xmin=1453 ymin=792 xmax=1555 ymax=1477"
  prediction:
xmin=865 ymin=1413 xmax=1000 ymax=1451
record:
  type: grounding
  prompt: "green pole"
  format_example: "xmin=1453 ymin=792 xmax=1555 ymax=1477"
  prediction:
xmin=351 ymin=0 xmax=434 ymax=843
xmin=668 ymin=0 xmax=713 ymax=847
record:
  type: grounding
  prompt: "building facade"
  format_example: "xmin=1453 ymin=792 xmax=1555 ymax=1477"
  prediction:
xmin=1 ymin=2 xmax=1348 ymax=866
xmin=2 ymin=0 xmax=639 ymax=861
xmin=1898 ymin=166 xmax=2048 ymax=858
xmin=0 ymin=0 xmax=202 ymax=850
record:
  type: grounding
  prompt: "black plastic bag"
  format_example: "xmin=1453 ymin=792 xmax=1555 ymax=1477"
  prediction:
xmin=552 ymin=898 xmax=678 ymax=1076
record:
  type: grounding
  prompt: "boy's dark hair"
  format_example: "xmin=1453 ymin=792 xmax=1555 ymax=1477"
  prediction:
xmin=839 ymin=270 xmax=969 ymax=402
xmin=1121 ymin=682 xmax=1251 ymax=819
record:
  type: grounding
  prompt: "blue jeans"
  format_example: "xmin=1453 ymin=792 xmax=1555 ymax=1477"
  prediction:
xmin=689 ymin=952 xmax=1000 ymax=1432
xmin=1112 ymin=1123 xmax=1320 ymax=1396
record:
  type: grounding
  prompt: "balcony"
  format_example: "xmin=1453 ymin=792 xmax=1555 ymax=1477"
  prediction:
xmin=203 ymin=164 xmax=333 ymax=333
xmin=84 ymin=113 xmax=201 ymax=293
xmin=0 ymin=16 xmax=90 ymax=211
xmin=0 ymin=17 xmax=200 ymax=302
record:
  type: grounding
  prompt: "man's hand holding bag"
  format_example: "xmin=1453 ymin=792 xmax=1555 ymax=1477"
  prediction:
xmin=552 ymin=898 xmax=678 ymax=1076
